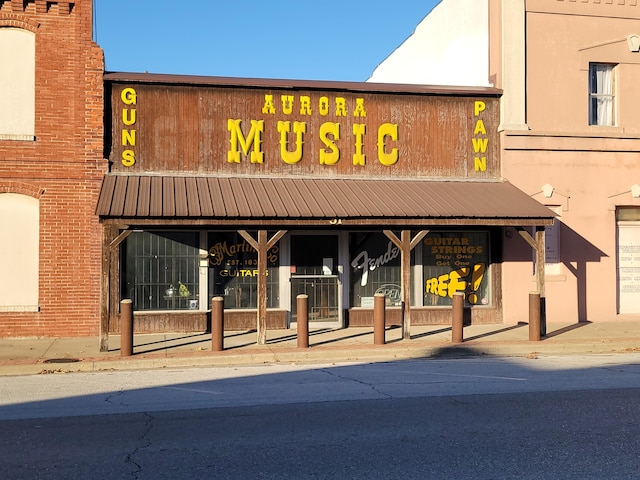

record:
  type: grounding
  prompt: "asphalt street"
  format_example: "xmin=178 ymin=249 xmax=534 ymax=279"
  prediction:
xmin=3 ymin=354 xmax=640 ymax=419
xmin=2 ymin=354 xmax=640 ymax=479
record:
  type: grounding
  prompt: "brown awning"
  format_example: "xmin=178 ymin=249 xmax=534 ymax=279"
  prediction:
xmin=96 ymin=174 xmax=555 ymax=227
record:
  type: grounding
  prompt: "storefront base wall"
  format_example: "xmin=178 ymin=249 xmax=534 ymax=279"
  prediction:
xmin=347 ymin=307 xmax=502 ymax=326
xmin=109 ymin=310 xmax=288 ymax=334
xmin=348 ymin=308 xmax=402 ymax=327
xmin=221 ymin=310 xmax=287 ymax=331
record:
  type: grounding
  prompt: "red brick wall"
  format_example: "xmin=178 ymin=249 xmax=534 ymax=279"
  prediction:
xmin=0 ymin=0 xmax=106 ymax=337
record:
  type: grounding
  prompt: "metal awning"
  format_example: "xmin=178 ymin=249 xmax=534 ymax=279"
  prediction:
xmin=96 ymin=174 xmax=555 ymax=227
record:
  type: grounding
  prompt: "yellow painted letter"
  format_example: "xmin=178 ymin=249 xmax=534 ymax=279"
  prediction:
xmin=122 ymin=129 xmax=136 ymax=146
xmin=319 ymin=122 xmax=340 ymax=165
xmin=121 ymin=149 xmax=135 ymax=167
xmin=472 ymin=138 xmax=488 ymax=153
xmin=474 ymin=100 xmax=485 ymax=116
xmin=262 ymin=95 xmax=276 ymax=114
xmin=121 ymin=88 xmax=137 ymax=105
xmin=377 ymin=123 xmax=399 ymax=166
xmin=281 ymin=95 xmax=294 ymax=115
xmin=353 ymin=124 xmax=366 ymax=166
xmin=353 ymin=98 xmax=366 ymax=117
xmin=122 ymin=109 xmax=136 ymax=126
xmin=300 ymin=96 xmax=312 ymax=115
xmin=447 ymin=268 xmax=469 ymax=298
xmin=319 ymin=96 xmax=329 ymax=116
xmin=278 ymin=121 xmax=306 ymax=164
xmin=335 ymin=97 xmax=346 ymax=116
xmin=473 ymin=120 xmax=487 ymax=135
xmin=227 ymin=119 xmax=265 ymax=163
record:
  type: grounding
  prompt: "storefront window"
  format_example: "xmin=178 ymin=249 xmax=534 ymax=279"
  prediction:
xmin=350 ymin=232 xmax=402 ymax=307
xmin=122 ymin=231 xmax=200 ymax=311
xmin=422 ymin=231 xmax=490 ymax=307
xmin=207 ymin=232 xmax=279 ymax=309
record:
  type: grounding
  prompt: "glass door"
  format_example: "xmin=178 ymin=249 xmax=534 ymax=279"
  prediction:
xmin=290 ymin=234 xmax=340 ymax=325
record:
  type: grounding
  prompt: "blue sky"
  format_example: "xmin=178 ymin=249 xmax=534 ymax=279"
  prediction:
xmin=94 ymin=0 xmax=440 ymax=82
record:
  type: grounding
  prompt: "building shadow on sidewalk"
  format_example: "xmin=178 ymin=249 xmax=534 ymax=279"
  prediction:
xmin=128 ymin=332 xmax=211 ymax=354
xmin=410 ymin=327 xmax=452 ymax=340
xmin=543 ymin=320 xmax=592 ymax=339
xmin=464 ymin=322 xmax=528 ymax=341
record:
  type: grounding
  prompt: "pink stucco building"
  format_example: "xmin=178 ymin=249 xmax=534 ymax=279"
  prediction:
xmin=371 ymin=0 xmax=640 ymax=324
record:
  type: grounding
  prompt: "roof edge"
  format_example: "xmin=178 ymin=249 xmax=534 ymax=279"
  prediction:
xmin=103 ymin=71 xmax=502 ymax=97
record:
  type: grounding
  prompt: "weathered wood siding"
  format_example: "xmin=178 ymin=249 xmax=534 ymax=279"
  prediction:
xmin=109 ymin=309 xmax=287 ymax=333
xmin=109 ymin=82 xmax=500 ymax=178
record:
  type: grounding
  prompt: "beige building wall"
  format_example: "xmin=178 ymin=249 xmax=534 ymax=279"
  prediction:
xmin=497 ymin=0 xmax=640 ymax=323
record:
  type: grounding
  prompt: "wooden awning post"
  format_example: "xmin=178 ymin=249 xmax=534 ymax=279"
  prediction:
xmin=101 ymin=225 xmax=133 ymax=352
xmin=100 ymin=226 xmax=112 ymax=352
xmin=535 ymin=226 xmax=547 ymax=336
xmin=238 ymin=229 xmax=286 ymax=345
xmin=384 ymin=229 xmax=428 ymax=341
xmin=517 ymin=226 xmax=547 ymax=337
xmin=534 ymin=226 xmax=546 ymax=298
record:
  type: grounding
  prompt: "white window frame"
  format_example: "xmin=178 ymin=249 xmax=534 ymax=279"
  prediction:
xmin=589 ymin=63 xmax=616 ymax=127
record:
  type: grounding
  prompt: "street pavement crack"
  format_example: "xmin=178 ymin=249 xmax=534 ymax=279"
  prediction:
xmin=319 ymin=367 xmax=393 ymax=398
xmin=126 ymin=411 xmax=154 ymax=480
xmin=104 ymin=390 xmax=127 ymax=406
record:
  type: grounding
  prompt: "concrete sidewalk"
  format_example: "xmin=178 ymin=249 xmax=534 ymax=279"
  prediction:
xmin=2 ymin=320 xmax=640 ymax=376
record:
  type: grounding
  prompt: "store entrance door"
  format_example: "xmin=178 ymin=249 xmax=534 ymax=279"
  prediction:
xmin=290 ymin=234 xmax=341 ymax=326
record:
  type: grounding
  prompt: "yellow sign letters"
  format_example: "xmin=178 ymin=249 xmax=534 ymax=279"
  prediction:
xmin=229 ymin=94 xmax=399 ymax=167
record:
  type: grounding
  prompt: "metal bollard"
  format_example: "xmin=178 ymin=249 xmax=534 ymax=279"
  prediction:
xmin=452 ymin=292 xmax=464 ymax=343
xmin=529 ymin=292 xmax=541 ymax=341
xmin=297 ymin=294 xmax=309 ymax=348
xmin=211 ymin=296 xmax=224 ymax=351
xmin=120 ymin=299 xmax=133 ymax=357
xmin=374 ymin=293 xmax=386 ymax=345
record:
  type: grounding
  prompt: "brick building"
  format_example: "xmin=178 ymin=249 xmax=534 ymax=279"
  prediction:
xmin=0 ymin=0 xmax=104 ymax=336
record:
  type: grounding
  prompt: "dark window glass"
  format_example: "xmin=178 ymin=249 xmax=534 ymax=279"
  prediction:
xmin=122 ymin=231 xmax=200 ymax=311
xmin=422 ymin=231 xmax=490 ymax=307
xmin=350 ymin=232 xmax=402 ymax=307
xmin=207 ymin=232 xmax=280 ymax=309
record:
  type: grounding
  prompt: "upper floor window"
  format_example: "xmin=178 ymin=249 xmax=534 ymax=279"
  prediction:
xmin=0 ymin=27 xmax=35 ymax=140
xmin=589 ymin=63 xmax=615 ymax=126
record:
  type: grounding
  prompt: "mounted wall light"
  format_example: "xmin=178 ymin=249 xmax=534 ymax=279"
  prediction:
xmin=541 ymin=184 xmax=554 ymax=198
xmin=628 ymin=34 xmax=640 ymax=52
xmin=608 ymin=185 xmax=640 ymax=201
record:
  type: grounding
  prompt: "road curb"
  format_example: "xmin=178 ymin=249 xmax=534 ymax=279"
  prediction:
xmin=2 ymin=338 xmax=640 ymax=376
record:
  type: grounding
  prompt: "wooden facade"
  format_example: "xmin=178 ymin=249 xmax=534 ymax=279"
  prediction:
xmin=98 ymin=74 xmax=553 ymax=348
xmin=107 ymin=74 xmax=501 ymax=178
